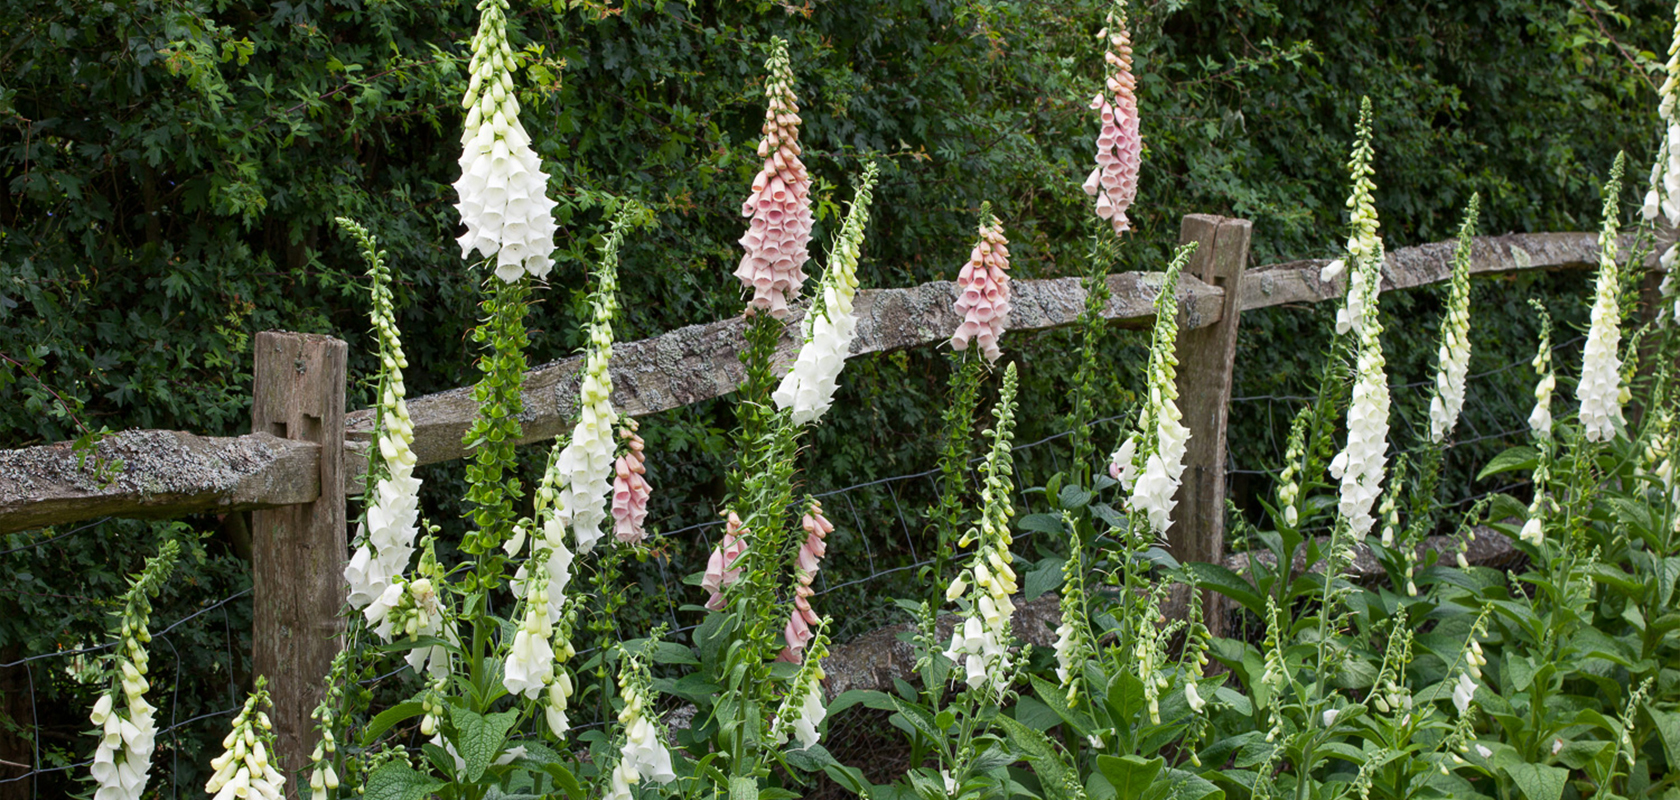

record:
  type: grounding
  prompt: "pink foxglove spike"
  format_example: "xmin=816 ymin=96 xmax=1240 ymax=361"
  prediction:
xmin=950 ymin=216 xmax=1012 ymax=364
xmin=611 ymin=419 xmax=651 ymax=545
xmin=734 ymin=39 xmax=814 ymax=318
xmin=1083 ymin=3 xmax=1141 ymax=236
xmin=778 ymin=502 xmax=834 ymax=662
xmin=701 ymin=512 xmax=749 ymax=611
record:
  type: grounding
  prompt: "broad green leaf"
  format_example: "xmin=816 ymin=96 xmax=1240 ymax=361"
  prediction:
xmin=996 ymin=713 xmax=1071 ymax=800
xmin=1650 ymin=707 xmax=1680 ymax=767
xmin=447 ymin=704 xmax=520 ymax=782
xmin=1503 ymin=763 xmax=1567 ymax=800
xmin=1184 ymin=562 xmax=1266 ymax=616
xmin=730 ymin=775 xmax=759 ymax=800
xmin=785 ymin=743 xmax=842 ymax=772
xmin=1025 ymin=556 xmax=1066 ymax=600
xmin=1095 ymin=755 xmax=1163 ymax=800
xmin=1015 ymin=696 xmax=1062 ymax=732
xmin=361 ymin=701 xmax=425 ymax=746
xmin=1018 ymin=513 xmax=1067 ymax=535
xmin=1476 ymin=446 xmax=1538 ymax=480
xmin=890 ymin=695 xmax=945 ymax=745
xmin=364 ymin=761 xmax=446 ymax=800
xmin=1058 ymin=484 xmax=1093 ymax=510
xmin=826 ymin=689 xmax=896 ymax=717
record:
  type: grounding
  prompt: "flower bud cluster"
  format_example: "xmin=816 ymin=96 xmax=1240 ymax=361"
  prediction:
xmin=1082 ymin=0 xmax=1141 ymax=235
xmin=611 ymin=419 xmax=651 ymax=544
xmin=1429 ymin=196 xmax=1479 ymax=443
xmin=1580 ymin=153 xmax=1629 ymax=443
xmin=773 ymin=162 xmax=879 ymax=424
xmin=365 ymin=540 xmax=454 ymax=677
xmin=779 ymin=501 xmax=833 ymax=662
xmin=605 ymin=656 xmax=676 ymax=800
xmin=950 ymin=214 xmax=1012 ymax=364
xmin=734 ymin=37 xmax=814 ymax=318
xmin=772 ymin=628 xmax=831 ymax=750
xmin=304 ymin=650 xmax=348 ymax=800
xmin=555 ymin=219 xmax=629 ymax=553
xmin=1275 ymin=409 xmax=1310 ymax=528
xmin=88 ymin=541 xmax=177 ymax=800
xmin=453 ymin=0 xmax=558 ymax=282
xmin=1109 ymin=245 xmax=1195 ymax=537
xmin=205 ymin=680 xmax=284 ymax=800
xmin=344 ymin=224 xmax=423 ymax=611
xmin=942 ymin=363 xmax=1021 ymax=699
xmin=1323 ymin=99 xmax=1383 ymax=338
xmin=701 ymin=511 xmax=749 ymax=611
xmin=1522 ymin=301 xmax=1557 ymax=546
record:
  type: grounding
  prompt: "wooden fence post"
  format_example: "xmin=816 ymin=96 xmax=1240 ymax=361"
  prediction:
xmin=1170 ymin=215 xmax=1252 ymax=638
xmin=251 ymin=332 xmax=347 ymax=794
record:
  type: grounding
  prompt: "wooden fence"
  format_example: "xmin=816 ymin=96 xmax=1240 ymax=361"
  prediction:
xmin=0 ymin=214 xmax=1620 ymax=785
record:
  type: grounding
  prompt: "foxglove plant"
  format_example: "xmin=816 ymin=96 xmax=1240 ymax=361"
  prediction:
xmin=772 ymin=161 xmax=879 ymax=424
xmin=339 ymin=218 xmax=422 ymax=611
xmin=943 ymin=361 xmax=1021 ymax=698
xmin=1647 ymin=1 xmax=1680 ymax=321
xmin=1082 ymin=0 xmax=1141 ymax=236
xmin=86 ymin=539 xmax=177 ymax=800
xmin=1108 ymin=243 xmax=1196 ymax=538
xmin=1580 ymin=152 xmax=1629 ymax=443
xmin=453 ymin=0 xmax=558 ymax=283
xmin=771 ymin=626 xmax=832 ymax=750
xmin=552 ymin=215 xmax=630 ymax=553
xmin=778 ymin=500 xmax=833 ymax=662
xmin=604 ymin=648 xmax=676 ymax=800
xmin=1428 ymin=194 xmax=1479 ymax=443
xmin=700 ymin=510 xmax=748 ymax=611
xmin=949 ymin=211 xmax=1012 ymax=364
xmin=1327 ymin=99 xmax=1391 ymax=542
xmin=611 ymin=418 xmax=651 ymax=544
xmin=735 ymin=37 xmax=814 ymax=318
xmin=204 ymin=678 xmax=284 ymax=800
xmin=1523 ymin=300 xmax=1557 ymax=545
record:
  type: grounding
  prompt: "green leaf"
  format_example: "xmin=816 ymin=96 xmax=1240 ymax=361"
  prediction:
xmin=364 ymin=761 xmax=446 ymax=800
xmin=935 ymin=709 xmax=956 ymax=731
xmin=996 ymin=713 xmax=1071 ymax=800
xmin=1502 ymin=763 xmax=1567 ymax=800
xmin=1095 ymin=755 xmax=1164 ymax=800
xmin=826 ymin=689 xmax=896 ymax=717
xmin=647 ymin=640 xmax=701 ymax=666
xmin=1650 ymin=707 xmax=1680 ymax=767
xmin=1018 ymin=513 xmax=1067 ymax=535
xmin=785 ymin=743 xmax=842 ymax=772
xmin=1058 ymin=485 xmax=1092 ymax=510
xmin=1476 ymin=446 xmax=1538 ymax=480
xmin=730 ymin=775 xmax=759 ymax=800
xmin=823 ymin=764 xmax=869 ymax=795
xmin=889 ymin=695 xmax=945 ymax=745
xmin=1184 ymin=562 xmax=1265 ymax=616
xmin=361 ymin=702 xmax=426 ymax=746
xmin=447 ymin=704 xmax=520 ymax=782
xmin=1025 ymin=556 xmax=1066 ymax=600
xmin=1014 ymin=696 xmax=1062 ymax=731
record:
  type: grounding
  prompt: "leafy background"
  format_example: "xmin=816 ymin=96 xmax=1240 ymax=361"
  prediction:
xmin=0 ymin=0 xmax=1667 ymax=792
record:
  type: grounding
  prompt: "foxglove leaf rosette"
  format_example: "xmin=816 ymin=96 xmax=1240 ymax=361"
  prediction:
xmin=1082 ymin=0 xmax=1142 ymax=235
xmin=453 ymin=0 xmax=558 ymax=282
xmin=554 ymin=214 xmax=631 ymax=552
xmin=734 ymin=37 xmax=815 ymax=318
xmin=612 ymin=419 xmax=651 ymax=544
xmin=1428 ymin=196 xmax=1479 ymax=443
xmin=950 ymin=214 xmax=1012 ymax=363
xmin=773 ymin=161 xmax=879 ymax=424
xmin=1579 ymin=154 xmax=1629 ymax=443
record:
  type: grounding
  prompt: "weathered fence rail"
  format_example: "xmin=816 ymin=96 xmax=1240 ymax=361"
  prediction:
xmin=0 ymin=216 xmax=1633 ymax=784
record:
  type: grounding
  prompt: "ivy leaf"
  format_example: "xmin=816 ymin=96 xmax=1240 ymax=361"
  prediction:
xmin=447 ymin=704 xmax=520 ymax=782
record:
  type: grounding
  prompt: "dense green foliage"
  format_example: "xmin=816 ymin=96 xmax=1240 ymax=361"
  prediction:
xmin=1 ymin=0 xmax=1674 ymax=792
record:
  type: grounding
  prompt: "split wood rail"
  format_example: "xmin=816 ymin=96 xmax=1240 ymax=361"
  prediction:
xmin=0 ymin=214 xmax=1624 ymax=788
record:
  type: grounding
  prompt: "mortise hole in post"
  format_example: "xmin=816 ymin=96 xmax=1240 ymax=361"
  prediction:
xmin=268 ymin=422 xmax=287 ymax=438
xmin=300 ymin=414 xmax=322 ymax=444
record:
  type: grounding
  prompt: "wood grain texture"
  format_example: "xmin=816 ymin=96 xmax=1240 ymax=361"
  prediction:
xmin=249 ymin=331 xmax=347 ymax=797
xmin=0 ymin=431 xmax=318 ymax=534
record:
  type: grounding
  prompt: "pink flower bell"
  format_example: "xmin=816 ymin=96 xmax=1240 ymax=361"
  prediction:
xmin=951 ymin=217 xmax=1012 ymax=363
xmin=701 ymin=512 xmax=749 ymax=611
xmin=1082 ymin=9 xmax=1142 ymax=235
xmin=611 ymin=420 xmax=651 ymax=544
xmin=734 ymin=43 xmax=814 ymax=318
xmin=778 ymin=502 xmax=834 ymax=662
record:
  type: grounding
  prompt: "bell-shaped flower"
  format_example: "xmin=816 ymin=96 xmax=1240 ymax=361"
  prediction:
xmin=735 ymin=38 xmax=814 ymax=317
xmin=1083 ymin=4 xmax=1142 ymax=235
xmin=950 ymin=215 xmax=1012 ymax=363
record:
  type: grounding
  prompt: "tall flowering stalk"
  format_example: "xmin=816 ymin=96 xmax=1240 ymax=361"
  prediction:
xmin=611 ymin=418 xmax=651 ymax=544
xmin=1580 ymin=152 xmax=1629 ymax=443
xmin=1108 ymin=243 xmax=1197 ymax=538
xmin=778 ymin=500 xmax=833 ymax=663
xmin=453 ymin=0 xmax=557 ymax=283
xmin=735 ymin=37 xmax=814 ymax=318
xmin=86 ymin=539 xmax=177 ymax=800
xmin=772 ymin=626 xmax=832 ymax=750
xmin=950 ymin=210 xmax=1012 ymax=364
xmin=204 ymin=678 xmax=284 ymax=800
xmin=1082 ymin=0 xmax=1141 ymax=236
xmin=604 ymin=648 xmax=676 ymax=800
xmin=553 ymin=210 xmax=633 ymax=553
xmin=1647 ymin=1 xmax=1680 ymax=321
xmin=1428 ymin=194 xmax=1479 ymax=443
xmin=773 ymin=161 xmax=880 ymax=424
xmin=943 ymin=362 xmax=1022 ymax=699
xmin=1327 ymin=98 xmax=1391 ymax=543
xmin=339 ymin=218 xmax=422 ymax=611
xmin=1523 ymin=300 xmax=1558 ymax=546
